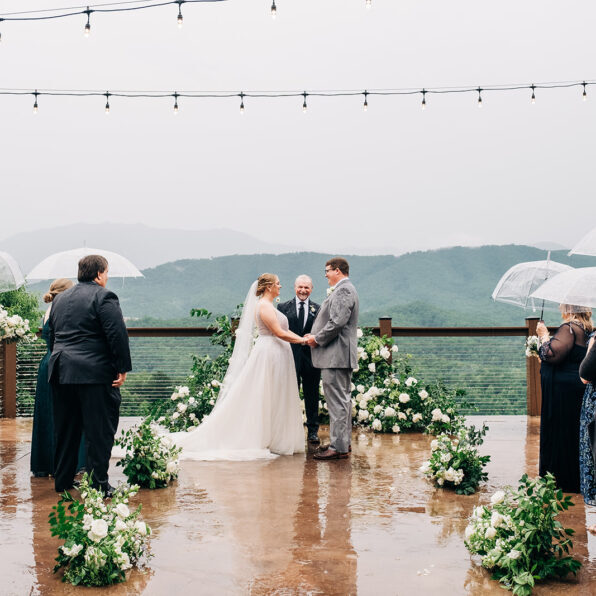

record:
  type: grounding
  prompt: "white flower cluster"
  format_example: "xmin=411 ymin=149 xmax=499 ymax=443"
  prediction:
xmin=55 ymin=475 xmax=150 ymax=585
xmin=525 ymin=335 xmax=541 ymax=358
xmin=0 ymin=306 xmax=33 ymax=343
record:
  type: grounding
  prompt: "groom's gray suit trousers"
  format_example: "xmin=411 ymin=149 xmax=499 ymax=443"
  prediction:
xmin=321 ymin=368 xmax=352 ymax=453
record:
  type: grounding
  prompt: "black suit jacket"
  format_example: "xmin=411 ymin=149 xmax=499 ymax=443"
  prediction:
xmin=278 ymin=298 xmax=320 ymax=369
xmin=48 ymin=281 xmax=132 ymax=384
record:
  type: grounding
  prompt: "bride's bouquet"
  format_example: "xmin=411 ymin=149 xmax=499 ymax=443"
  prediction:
xmin=525 ymin=335 xmax=542 ymax=358
xmin=0 ymin=305 xmax=34 ymax=343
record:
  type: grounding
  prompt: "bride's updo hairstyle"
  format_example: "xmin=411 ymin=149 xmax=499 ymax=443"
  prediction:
xmin=256 ymin=273 xmax=277 ymax=297
xmin=43 ymin=278 xmax=74 ymax=303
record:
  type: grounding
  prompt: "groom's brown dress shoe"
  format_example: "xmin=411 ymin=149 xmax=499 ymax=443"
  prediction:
xmin=313 ymin=448 xmax=349 ymax=460
xmin=318 ymin=444 xmax=352 ymax=453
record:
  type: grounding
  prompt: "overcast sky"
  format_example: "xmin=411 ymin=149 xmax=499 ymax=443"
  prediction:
xmin=1 ymin=0 xmax=595 ymax=254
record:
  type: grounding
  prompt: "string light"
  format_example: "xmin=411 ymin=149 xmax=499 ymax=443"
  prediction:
xmin=582 ymin=82 xmax=587 ymax=101
xmin=32 ymin=90 xmax=38 ymax=114
xmin=177 ymin=1 xmax=184 ymax=28
xmin=173 ymin=91 xmax=179 ymax=114
xmin=84 ymin=7 xmax=91 ymax=37
xmin=104 ymin=91 xmax=110 ymax=114
xmin=2 ymin=80 xmax=592 ymax=115
xmin=530 ymin=84 xmax=536 ymax=104
xmin=271 ymin=0 xmax=276 ymax=18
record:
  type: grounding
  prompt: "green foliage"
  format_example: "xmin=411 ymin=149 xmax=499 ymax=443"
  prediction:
xmin=465 ymin=474 xmax=582 ymax=595
xmin=421 ymin=424 xmax=490 ymax=495
xmin=115 ymin=420 xmax=182 ymax=488
xmin=49 ymin=474 xmax=150 ymax=587
xmin=0 ymin=286 xmax=42 ymax=332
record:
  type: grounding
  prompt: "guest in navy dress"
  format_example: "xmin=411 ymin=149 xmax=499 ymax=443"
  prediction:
xmin=30 ymin=279 xmax=85 ymax=477
xmin=536 ymin=305 xmax=592 ymax=493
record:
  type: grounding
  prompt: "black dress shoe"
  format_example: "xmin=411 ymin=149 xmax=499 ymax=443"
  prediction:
xmin=313 ymin=448 xmax=349 ymax=460
xmin=307 ymin=432 xmax=320 ymax=444
xmin=318 ymin=443 xmax=352 ymax=453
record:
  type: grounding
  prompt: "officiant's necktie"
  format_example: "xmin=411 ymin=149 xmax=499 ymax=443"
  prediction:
xmin=298 ymin=301 xmax=305 ymax=331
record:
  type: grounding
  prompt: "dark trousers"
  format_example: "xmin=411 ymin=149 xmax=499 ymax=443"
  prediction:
xmin=51 ymin=382 xmax=120 ymax=492
xmin=297 ymin=360 xmax=321 ymax=434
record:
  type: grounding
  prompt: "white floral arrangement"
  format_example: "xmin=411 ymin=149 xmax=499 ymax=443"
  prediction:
xmin=464 ymin=474 xmax=581 ymax=594
xmin=419 ymin=424 xmax=490 ymax=495
xmin=525 ymin=335 xmax=541 ymax=359
xmin=49 ymin=474 xmax=151 ymax=586
xmin=338 ymin=328 xmax=464 ymax=434
xmin=156 ymin=384 xmax=221 ymax=432
xmin=115 ymin=420 xmax=181 ymax=489
xmin=0 ymin=305 xmax=34 ymax=343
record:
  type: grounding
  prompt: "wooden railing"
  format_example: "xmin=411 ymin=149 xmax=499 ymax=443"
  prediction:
xmin=0 ymin=317 xmax=545 ymax=418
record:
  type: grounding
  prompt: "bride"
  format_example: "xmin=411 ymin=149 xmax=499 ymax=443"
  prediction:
xmin=171 ymin=273 xmax=308 ymax=460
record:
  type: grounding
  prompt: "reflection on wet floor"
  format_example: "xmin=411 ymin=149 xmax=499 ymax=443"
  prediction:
xmin=1 ymin=416 xmax=595 ymax=595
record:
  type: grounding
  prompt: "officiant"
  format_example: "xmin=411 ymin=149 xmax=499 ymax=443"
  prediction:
xmin=278 ymin=275 xmax=321 ymax=444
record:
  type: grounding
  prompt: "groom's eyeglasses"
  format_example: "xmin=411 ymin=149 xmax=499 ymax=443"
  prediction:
xmin=324 ymin=268 xmax=337 ymax=274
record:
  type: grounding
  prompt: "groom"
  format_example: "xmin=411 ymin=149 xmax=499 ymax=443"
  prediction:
xmin=305 ymin=257 xmax=359 ymax=460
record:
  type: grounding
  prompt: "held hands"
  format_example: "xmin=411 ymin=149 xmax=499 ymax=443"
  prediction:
xmin=303 ymin=334 xmax=318 ymax=347
xmin=112 ymin=372 xmax=127 ymax=388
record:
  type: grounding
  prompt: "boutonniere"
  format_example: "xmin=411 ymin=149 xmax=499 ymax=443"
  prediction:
xmin=310 ymin=305 xmax=316 ymax=314
xmin=326 ymin=287 xmax=335 ymax=297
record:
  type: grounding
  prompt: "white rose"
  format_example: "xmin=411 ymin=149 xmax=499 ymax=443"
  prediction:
xmin=490 ymin=490 xmax=505 ymax=505
xmin=115 ymin=519 xmax=127 ymax=532
xmin=418 ymin=389 xmax=429 ymax=400
xmin=178 ymin=386 xmax=190 ymax=396
xmin=170 ymin=392 xmax=179 ymax=401
xmin=172 ymin=412 xmax=180 ymax=419
xmin=398 ymin=393 xmax=410 ymax=403
xmin=83 ymin=513 xmax=93 ymax=531
xmin=357 ymin=385 xmax=365 ymax=393
xmin=412 ymin=413 xmax=423 ymax=423
xmin=88 ymin=518 xmax=109 ymax=542
xmin=491 ymin=512 xmax=504 ymax=528
xmin=464 ymin=525 xmax=475 ymax=539
xmin=485 ymin=526 xmax=497 ymax=539
xmin=373 ymin=404 xmax=382 ymax=414
xmin=398 ymin=412 xmax=407 ymax=420
xmin=188 ymin=397 xmax=195 ymax=405
xmin=437 ymin=478 xmax=444 ymax=486
xmin=391 ymin=344 xmax=398 ymax=353
xmin=405 ymin=377 xmax=417 ymax=387
xmin=166 ymin=461 xmax=178 ymax=474
xmin=441 ymin=414 xmax=450 ymax=424
xmin=392 ymin=377 xmax=400 ymax=385
xmin=62 ymin=543 xmax=84 ymax=557
xmin=368 ymin=362 xmax=376 ymax=373
xmin=350 ymin=383 xmax=355 ymax=391
xmin=356 ymin=328 xmax=363 ymax=338
xmin=440 ymin=453 xmax=452 ymax=463
xmin=211 ymin=380 xmax=220 ymax=387
xmin=177 ymin=403 xmax=187 ymax=413
xmin=115 ymin=503 xmax=130 ymax=518
xmin=371 ymin=419 xmax=382 ymax=431
xmin=134 ymin=521 xmax=148 ymax=536
xmin=392 ymin=424 xmax=400 ymax=433
xmin=430 ymin=439 xmax=439 ymax=451
xmin=380 ymin=347 xmax=391 ymax=360
xmin=358 ymin=409 xmax=369 ymax=421
xmin=384 ymin=407 xmax=396 ymax=417
xmin=419 ymin=461 xmax=431 ymax=473
xmin=507 ymin=549 xmax=521 ymax=560
xmin=358 ymin=399 xmax=367 ymax=409
xmin=431 ymin=408 xmax=443 ymax=421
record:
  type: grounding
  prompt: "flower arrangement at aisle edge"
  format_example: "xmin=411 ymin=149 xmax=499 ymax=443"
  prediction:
xmin=464 ymin=473 xmax=581 ymax=595
xmin=419 ymin=423 xmax=490 ymax=495
xmin=115 ymin=420 xmax=182 ymax=488
xmin=0 ymin=305 xmax=34 ymax=343
xmin=154 ymin=384 xmax=222 ymax=432
xmin=524 ymin=335 xmax=542 ymax=359
xmin=336 ymin=327 xmax=466 ymax=435
xmin=49 ymin=474 xmax=151 ymax=587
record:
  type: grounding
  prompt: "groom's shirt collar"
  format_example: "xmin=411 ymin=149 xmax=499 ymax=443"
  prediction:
xmin=294 ymin=295 xmax=309 ymax=316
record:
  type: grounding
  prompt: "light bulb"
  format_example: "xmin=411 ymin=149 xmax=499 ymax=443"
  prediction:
xmin=477 ymin=91 xmax=482 ymax=108
xmin=84 ymin=8 xmax=91 ymax=37
xmin=105 ymin=102 xmax=110 ymax=114
xmin=583 ymin=83 xmax=587 ymax=102
xmin=174 ymin=102 xmax=179 ymax=114
xmin=33 ymin=102 xmax=38 ymax=114
xmin=421 ymin=90 xmax=426 ymax=110
xmin=84 ymin=23 xmax=90 ymax=37
xmin=530 ymin=86 xmax=536 ymax=104
xmin=271 ymin=0 xmax=276 ymax=17
xmin=239 ymin=93 xmax=245 ymax=114
xmin=363 ymin=91 xmax=368 ymax=111
xmin=177 ymin=9 xmax=183 ymax=28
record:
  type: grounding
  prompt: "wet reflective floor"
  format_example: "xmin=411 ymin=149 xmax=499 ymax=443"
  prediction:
xmin=1 ymin=416 xmax=595 ymax=595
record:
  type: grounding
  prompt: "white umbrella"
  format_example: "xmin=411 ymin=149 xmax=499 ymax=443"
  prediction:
xmin=26 ymin=247 xmax=144 ymax=281
xmin=530 ymin=267 xmax=596 ymax=309
xmin=0 ymin=251 xmax=26 ymax=292
xmin=569 ymin=227 xmax=596 ymax=256
xmin=491 ymin=258 xmax=573 ymax=311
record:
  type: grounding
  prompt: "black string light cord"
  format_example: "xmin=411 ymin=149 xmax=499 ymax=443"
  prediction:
xmin=0 ymin=0 xmax=225 ymax=39
xmin=0 ymin=79 xmax=593 ymax=113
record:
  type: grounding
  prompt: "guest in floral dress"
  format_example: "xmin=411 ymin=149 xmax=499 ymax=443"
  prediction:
xmin=536 ymin=305 xmax=592 ymax=493
xmin=579 ymin=334 xmax=596 ymax=533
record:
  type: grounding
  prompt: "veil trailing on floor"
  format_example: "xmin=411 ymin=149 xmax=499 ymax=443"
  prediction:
xmin=212 ymin=280 xmax=259 ymax=411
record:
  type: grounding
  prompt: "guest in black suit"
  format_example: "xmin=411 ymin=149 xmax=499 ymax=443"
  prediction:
xmin=278 ymin=275 xmax=321 ymax=444
xmin=49 ymin=255 xmax=131 ymax=496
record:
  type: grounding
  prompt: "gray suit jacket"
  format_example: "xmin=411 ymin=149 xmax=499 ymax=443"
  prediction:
xmin=310 ymin=279 xmax=359 ymax=369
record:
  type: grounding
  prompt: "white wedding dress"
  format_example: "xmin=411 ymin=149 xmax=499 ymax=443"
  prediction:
xmin=170 ymin=302 xmax=306 ymax=461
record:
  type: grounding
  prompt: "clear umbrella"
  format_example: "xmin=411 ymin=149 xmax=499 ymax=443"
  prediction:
xmin=26 ymin=247 xmax=144 ymax=281
xmin=0 ymin=251 xmax=26 ymax=292
xmin=491 ymin=257 xmax=573 ymax=313
xmin=569 ymin=226 xmax=596 ymax=256
xmin=530 ymin=267 xmax=596 ymax=309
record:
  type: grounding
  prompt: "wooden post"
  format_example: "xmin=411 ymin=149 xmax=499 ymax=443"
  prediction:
xmin=379 ymin=317 xmax=393 ymax=364
xmin=0 ymin=341 xmax=17 ymax=418
xmin=525 ymin=317 xmax=542 ymax=416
